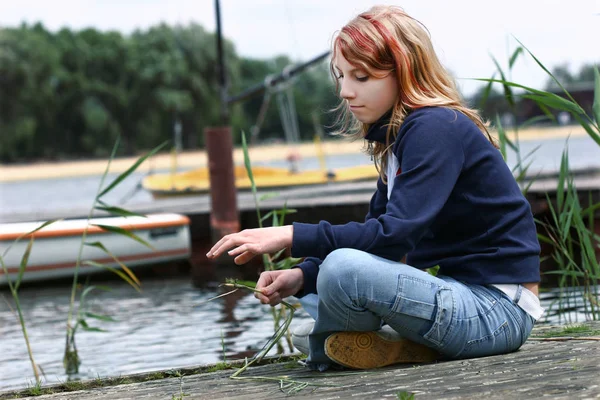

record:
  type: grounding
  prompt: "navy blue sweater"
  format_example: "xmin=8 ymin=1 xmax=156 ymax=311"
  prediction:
xmin=291 ymin=107 xmax=541 ymax=296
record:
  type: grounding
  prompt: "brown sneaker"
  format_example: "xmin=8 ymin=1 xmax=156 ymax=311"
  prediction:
xmin=324 ymin=326 xmax=440 ymax=369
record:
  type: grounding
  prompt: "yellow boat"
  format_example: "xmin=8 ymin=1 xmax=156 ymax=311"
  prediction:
xmin=142 ymin=164 xmax=379 ymax=198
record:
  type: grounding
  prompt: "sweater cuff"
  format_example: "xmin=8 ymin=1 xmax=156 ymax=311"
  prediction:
xmin=292 ymin=257 xmax=321 ymax=298
xmin=291 ymin=222 xmax=319 ymax=257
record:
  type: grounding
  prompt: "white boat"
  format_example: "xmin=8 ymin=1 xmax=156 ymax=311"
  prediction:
xmin=0 ymin=213 xmax=191 ymax=285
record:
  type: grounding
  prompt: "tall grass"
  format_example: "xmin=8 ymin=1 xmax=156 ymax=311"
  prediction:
xmin=1 ymin=220 xmax=58 ymax=385
xmin=478 ymin=41 xmax=600 ymax=321
xmin=63 ymin=138 xmax=168 ymax=373
xmin=240 ymin=130 xmax=301 ymax=353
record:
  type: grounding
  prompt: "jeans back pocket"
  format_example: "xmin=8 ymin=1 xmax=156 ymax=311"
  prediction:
xmin=387 ymin=276 xmax=455 ymax=348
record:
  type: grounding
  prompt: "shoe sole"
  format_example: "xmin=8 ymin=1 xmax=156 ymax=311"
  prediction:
xmin=324 ymin=331 xmax=440 ymax=369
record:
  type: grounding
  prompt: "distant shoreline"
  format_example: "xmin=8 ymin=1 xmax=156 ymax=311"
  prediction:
xmin=0 ymin=126 xmax=589 ymax=183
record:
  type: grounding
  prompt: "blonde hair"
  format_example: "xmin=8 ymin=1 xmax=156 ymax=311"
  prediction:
xmin=330 ymin=6 xmax=496 ymax=180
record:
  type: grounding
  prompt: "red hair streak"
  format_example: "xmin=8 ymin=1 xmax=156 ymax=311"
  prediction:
xmin=360 ymin=14 xmax=426 ymax=99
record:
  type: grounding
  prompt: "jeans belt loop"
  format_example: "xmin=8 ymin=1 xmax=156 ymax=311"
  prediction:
xmin=513 ymin=285 xmax=523 ymax=303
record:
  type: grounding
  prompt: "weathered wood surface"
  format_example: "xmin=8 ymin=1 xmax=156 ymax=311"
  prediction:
xmin=7 ymin=321 xmax=600 ymax=400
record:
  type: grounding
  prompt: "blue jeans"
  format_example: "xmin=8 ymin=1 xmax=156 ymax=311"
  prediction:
xmin=297 ymin=248 xmax=536 ymax=367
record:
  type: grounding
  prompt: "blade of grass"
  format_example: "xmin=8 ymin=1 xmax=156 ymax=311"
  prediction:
xmin=2 ymin=219 xmax=61 ymax=259
xmin=94 ymin=205 xmax=147 ymax=218
xmin=520 ymin=93 xmax=585 ymax=115
xmin=83 ymin=260 xmax=141 ymax=292
xmin=514 ymin=37 xmax=581 ymax=108
xmin=508 ymin=46 xmax=523 ymax=69
xmin=98 ymin=141 xmax=168 ymax=198
xmin=572 ymin=114 xmax=600 ymax=147
xmin=489 ymin=54 xmax=515 ymax=107
xmin=84 ymin=241 xmax=141 ymax=286
xmin=92 ymin=224 xmax=154 ymax=250
xmin=14 ymin=237 xmax=34 ymax=292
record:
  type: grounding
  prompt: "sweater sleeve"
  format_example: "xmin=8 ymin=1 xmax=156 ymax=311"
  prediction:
xmin=365 ymin=177 xmax=388 ymax=221
xmin=292 ymin=115 xmax=465 ymax=262
xmin=291 ymin=257 xmax=322 ymax=297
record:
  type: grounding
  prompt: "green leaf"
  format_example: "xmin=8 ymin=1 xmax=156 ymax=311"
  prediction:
xmin=94 ymin=205 xmax=147 ymax=218
xmin=260 ymin=210 xmax=275 ymax=222
xmin=582 ymin=201 xmax=600 ymax=218
xmin=98 ymin=141 xmax=168 ymax=198
xmin=79 ymin=285 xmax=98 ymax=305
xmin=85 ymin=312 xmax=117 ymax=322
xmin=572 ymin=114 xmax=600 ymax=147
xmin=14 ymin=237 xmax=34 ymax=292
xmin=271 ymin=209 xmax=280 ymax=228
xmin=495 ymin=115 xmax=508 ymax=160
xmin=3 ymin=219 xmax=61 ymax=259
xmin=537 ymin=102 xmax=557 ymax=123
xmin=228 ymin=279 xmax=257 ymax=289
xmin=259 ymin=192 xmax=280 ymax=202
xmin=478 ymin=71 xmax=496 ymax=109
xmin=427 ymin=265 xmax=440 ymax=277
xmin=514 ymin=37 xmax=580 ymax=107
xmin=522 ymin=144 xmax=542 ymax=163
xmin=78 ymin=319 xmax=106 ymax=333
xmin=489 ymin=55 xmax=514 ymax=108
xmin=508 ymin=46 xmax=523 ymax=69
xmin=594 ymin=67 xmax=600 ymax=126
xmin=514 ymin=159 xmax=534 ymax=183
xmin=241 ymin=131 xmax=256 ymax=192
xmin=83 ymin=260 xmax=141 ymax=292
xmin=92 ymin=224 xmax=154 ymax=250
xmin=536 ymin=233 xmax=554 ymax=245
xmin=83 ymin=242 xmax=142 ymax=287
xmin=520 ymin=93 xmax=584 ymax=115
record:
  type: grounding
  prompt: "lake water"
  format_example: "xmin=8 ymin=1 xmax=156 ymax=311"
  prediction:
xmin=0 ymin=274 xmax=313 ymax=391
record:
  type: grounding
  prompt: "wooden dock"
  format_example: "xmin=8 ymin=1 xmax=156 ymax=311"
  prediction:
xmin=3 ymin=321 xmax=599 ymax=399
xmin=3 ymin=169 xmax=600 ymax=226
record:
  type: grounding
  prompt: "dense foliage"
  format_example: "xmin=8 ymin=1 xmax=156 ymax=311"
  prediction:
xmin=0 ymin=23 xmax=339 ymax=162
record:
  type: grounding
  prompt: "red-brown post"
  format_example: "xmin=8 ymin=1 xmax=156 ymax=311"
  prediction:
xmin=205 ymin=126 xmax=240 ymax=262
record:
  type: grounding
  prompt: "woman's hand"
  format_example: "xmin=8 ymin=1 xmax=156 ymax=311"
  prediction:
xmin=206 ymin=226 xmax=293 ymax=265
xmin=255 ymin=268 xmax=304 ymax=306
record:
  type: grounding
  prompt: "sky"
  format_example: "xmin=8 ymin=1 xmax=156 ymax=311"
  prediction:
xmin=1 ymin=0 xmax=599 ymax=97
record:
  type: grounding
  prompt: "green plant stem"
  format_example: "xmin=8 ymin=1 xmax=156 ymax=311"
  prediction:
xmin=12 ymin=290 xmax=40 ymax=383
xmin=64 ymin=149 xmax=113 ymax=370
xmin=0 ymin=257 xmax=40 ymax=384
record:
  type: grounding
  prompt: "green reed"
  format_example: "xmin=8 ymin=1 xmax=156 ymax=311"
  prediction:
xmin=240 ymin=130 xmax=301 ymax=353
xmin=1 ymin=220 xmax=58 ymax=385
xmin=478 ymin=41 xmax=600 ymax=321
xmin=63 ymin=137 xmax=168 ymax=374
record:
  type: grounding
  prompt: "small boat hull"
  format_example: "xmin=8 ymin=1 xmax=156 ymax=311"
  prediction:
xmin=0 ymin=213 xmax=191 ymax=285
xmin=142 ymin=164 xmax=379 ymax=198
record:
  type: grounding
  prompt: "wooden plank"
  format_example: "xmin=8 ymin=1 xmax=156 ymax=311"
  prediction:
xmin=5 ymin=321 xmax=599 ymax=399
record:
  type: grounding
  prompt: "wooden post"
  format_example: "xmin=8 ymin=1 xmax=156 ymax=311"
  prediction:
xmin=205 ymin=126 xmax=239 ymax=263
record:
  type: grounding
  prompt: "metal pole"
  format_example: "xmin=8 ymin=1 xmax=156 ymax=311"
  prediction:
xmin=215 ymin=0 xmax=229 ymax=124
xmin=227 ymin=51 xmax=330 ymax=105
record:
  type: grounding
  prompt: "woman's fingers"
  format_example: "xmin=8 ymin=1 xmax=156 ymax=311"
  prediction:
xmin=255 ymin=291 xmax=281 ymax=306
xmin=207 ymin=232 xmax=243 ymax=257
xmin=233 ymin=251 xmax=256 ymax=265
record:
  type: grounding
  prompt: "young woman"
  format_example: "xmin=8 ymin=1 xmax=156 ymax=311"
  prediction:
xmin=207 ymin=5 xmax=543 ymax=371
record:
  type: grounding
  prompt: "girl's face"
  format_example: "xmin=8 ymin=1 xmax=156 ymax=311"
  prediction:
xmin=334 ymin=53 xmax=398 ymax=124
